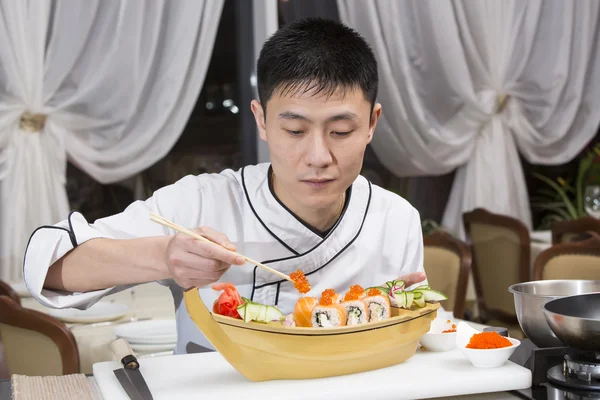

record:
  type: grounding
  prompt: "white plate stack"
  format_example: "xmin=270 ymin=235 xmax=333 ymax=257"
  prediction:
xmin=114 ymin=319 xmax=177 ymax=353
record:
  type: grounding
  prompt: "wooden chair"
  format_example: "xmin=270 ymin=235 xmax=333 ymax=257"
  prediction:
xmin=0 ymin=280 xmax=20 ymax=305
xmin=551 ymin=217 xmax=600 ymax=244
xmin=463 ymin=208 xmax=530 ymax=337
xmin=423 ymin=231 xmax=471 ymax=320
xmin=0 ymin=296 xmax=80 ymax=376
xmin=534 ymin=234 xmax=600 ymax=280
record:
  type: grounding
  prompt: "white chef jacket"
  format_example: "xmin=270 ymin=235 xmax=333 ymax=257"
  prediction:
xmin=23 ymin=163 xmax=425 ymax=353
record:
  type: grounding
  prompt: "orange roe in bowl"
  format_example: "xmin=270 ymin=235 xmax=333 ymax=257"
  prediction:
xmin=367 ymin=288 xmax=382 ymax=296
xmin=290 ymin=270 xmax=310 ymax=294
xmin=466 ymin=331 xmax=512 ymax=349
xmin=441 ymin=321 xmax=457 ymax=333
xmin=343 ymin=284 xmax=365 ymax=301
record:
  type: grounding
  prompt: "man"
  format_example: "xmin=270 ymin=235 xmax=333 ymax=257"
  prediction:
xmin=24 ymin=18 xmax=426 ymax=353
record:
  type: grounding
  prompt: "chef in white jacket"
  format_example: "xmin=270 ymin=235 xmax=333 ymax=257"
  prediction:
xmin=23 ymin=18 xmax=427 ymax=354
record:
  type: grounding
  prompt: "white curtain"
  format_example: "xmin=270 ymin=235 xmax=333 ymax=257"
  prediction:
xmin=338 ymin=0 xmax=600 ymax=238
xmin=0 ymin=0 xmax=224 ymax=281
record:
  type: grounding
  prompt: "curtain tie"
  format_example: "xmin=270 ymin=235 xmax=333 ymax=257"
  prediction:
xmin=19 ymin=111 xmax=47 ymax=133
xmin=496 ymin=94 xmax=509 ymax=114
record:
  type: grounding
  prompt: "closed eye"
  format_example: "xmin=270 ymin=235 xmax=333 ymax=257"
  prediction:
xmin=333 ymin=131 xmax=353 ymax=136
xmin=285 ymin=129 xmax=304 ymax=135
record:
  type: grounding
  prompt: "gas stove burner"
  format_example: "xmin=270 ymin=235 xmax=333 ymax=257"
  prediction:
xmin=565 ymin=354 xmax=600 ymax=382
xmin=548 ymin=359 xmax=600 ymax=392
xmin=566 ymin=348 xmax=600 ymax=364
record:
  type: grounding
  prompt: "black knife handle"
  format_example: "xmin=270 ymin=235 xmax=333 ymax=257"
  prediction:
xmin=111 ymin=338 xmax=140 ymax=369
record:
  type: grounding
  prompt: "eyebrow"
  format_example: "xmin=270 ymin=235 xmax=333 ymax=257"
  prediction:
xmin=277 ymin=111 xmax=359 ymax=123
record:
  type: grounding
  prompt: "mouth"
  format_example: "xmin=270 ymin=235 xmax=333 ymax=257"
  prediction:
xmin=301 ymin=178 xmax=335 ymax=188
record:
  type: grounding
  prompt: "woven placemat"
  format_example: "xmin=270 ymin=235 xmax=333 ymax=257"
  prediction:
xmin=11 ymin=374 xmax=98 ymax=400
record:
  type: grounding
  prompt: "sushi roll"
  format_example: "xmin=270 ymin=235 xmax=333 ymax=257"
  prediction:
xmin=340 ymin=284 xmax=368 ymax=325
xmin=293 ymin=297 xmax=318 ymax=327
xmin=363 ymin=288 xmax=391 ymax=322
xmin=311 ymin=304 xmax=347 ymax=327
xmin=331 ymin=292 xmax=344 ymax=304
xmin=341 ymin=299 xmax=368 ymax=325
xmin=311 ymin=289 xmax=347 ymax=327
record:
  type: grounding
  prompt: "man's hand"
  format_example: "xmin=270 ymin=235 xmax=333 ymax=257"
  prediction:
xmin=165 ymin=227 xmax=246 ymax=289
xmin=397 ymin=271 xmax=427 ymax=288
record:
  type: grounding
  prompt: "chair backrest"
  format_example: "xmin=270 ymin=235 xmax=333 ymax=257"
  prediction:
xmin=0 ymin=280 xmax=20 ymax=305
xmin=534 ymin=235 xmax=600 ymax=280
xmin=463 ymin=208 xmax=530 ymax=324
xmin=551 ymin=217 xmax=600 ymax=244
xmin=0 ymin=296 xmax=79 ymax=376
xmin=423 ymin=231 xmax=471 ymax=319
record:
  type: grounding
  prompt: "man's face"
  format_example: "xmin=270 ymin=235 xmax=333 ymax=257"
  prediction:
xmin=251 ymin=86 xmax=381 ymax=210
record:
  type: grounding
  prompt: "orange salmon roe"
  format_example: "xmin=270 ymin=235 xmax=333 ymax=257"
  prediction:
xmin=319 ymin=289 xmax=336 ymax=305
xmin=367 ymin=288 xmax=381 ymax=297
xmin=466 ymin=331 xmax=512 ymax=349
xmin=344 ymin=284 xmax=365 ymax=301
xmin=290 ymin=270 xmax=310 ymax=294
xmin=442 ymin=323 xmax=457 ymax=333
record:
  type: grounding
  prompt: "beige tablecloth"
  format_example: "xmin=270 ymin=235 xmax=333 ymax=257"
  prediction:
xmin=21 ymin=282 xmax=176 ymax=374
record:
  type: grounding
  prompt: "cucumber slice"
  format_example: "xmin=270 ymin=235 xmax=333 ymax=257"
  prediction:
xmin=236 ymin=302 xmax=284 ymax=323
xmin=264 ymin=305 xmax=284 ymax=322
xmin=394 ymin=292 xmax=406 ymax=308
xmin=414 ymin=295 xmax=426 ymax=308
xmin=386 ymin=280 xmax=405 ymax=290
xmin=236 ymin=303 xmax=247 ymax=320
xmin=414 ymin=285 xmax=430 ymax=290
xmin=245 ymin=303 xmax=263 ymax=323
xmin=413 ymin=291 xmax=423 ymax=300
xmin=421 ymin=289 xmax=448 ymax=302
xmin=405 ymin=291 xmax=414 ymax=308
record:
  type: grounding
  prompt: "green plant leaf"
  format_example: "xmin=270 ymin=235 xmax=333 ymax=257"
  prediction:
xmin=532 ymin=172 xmax=578 ymax=219
xmin=531 ymin=204 xmax=572 ymax=220
xmin=537 ymin=188 xmax=562 ymax=200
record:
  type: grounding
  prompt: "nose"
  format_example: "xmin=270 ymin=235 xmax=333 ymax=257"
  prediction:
xmin=304 ymin=133 xmax=333 ymax=168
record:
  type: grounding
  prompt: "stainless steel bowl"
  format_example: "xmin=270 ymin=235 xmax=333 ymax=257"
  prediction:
xmin=543 ymin=293 xmax=600 ymax=351
xmin=508 ymin=280 xmax=600 ymax=348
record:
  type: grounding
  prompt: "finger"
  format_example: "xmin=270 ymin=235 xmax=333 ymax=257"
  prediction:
xmin=181 ymin=265 xmax=229 ymax=281
xmin=186 ymin=240 xmax=246 ymax=266
xmin=180 ymin=276 xmax=226 ymax=291
xmin=195 ymin=227 xmax=237 ymax=251
xmin=168 ymin=250 xmax=230 ymax=272
xmin=399 ymin=272 xmax=427 ymax=287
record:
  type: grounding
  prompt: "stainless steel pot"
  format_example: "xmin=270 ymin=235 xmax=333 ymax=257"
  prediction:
xmin=508 ymin=280 xmax=600 ymax=348
xmin=543 ymin=293 xmax=600 ymax=351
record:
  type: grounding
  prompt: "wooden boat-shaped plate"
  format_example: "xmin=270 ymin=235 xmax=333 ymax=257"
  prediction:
xmin=184 ymin=289 xmax=440 ymax=382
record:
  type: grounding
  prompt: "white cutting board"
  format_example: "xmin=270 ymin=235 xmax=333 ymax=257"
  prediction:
xmin=93 ymin=348 xmax=531 ymax=399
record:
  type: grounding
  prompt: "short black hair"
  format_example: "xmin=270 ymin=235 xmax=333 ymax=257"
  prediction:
xmin=256 ymin=18 xmax=378 ymax=112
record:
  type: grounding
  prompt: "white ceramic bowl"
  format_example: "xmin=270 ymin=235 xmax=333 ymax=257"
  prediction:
xmin=455 ymin=321 xmax=520 ymax=368
xmin=420 ymin=331 xmax=457 ymax=352
xmin=459 ymin=337 xmax=520 ymax=368
xmin=419 ymin=315 xmax=457 ymax=352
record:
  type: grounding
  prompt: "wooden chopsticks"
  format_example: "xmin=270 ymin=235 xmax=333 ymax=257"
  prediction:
xmin=149 ymin=212 xmax=293 ymax=283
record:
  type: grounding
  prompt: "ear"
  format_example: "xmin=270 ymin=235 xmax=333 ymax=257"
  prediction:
xmin=367 ymin=103 xmax=382 ymax=144
xmin=251 ymin=100 xmax=268 ymax=141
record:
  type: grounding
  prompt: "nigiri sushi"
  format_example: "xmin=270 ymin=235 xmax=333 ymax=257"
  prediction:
xmin=293 ymin=297 xmax=318 ymax=327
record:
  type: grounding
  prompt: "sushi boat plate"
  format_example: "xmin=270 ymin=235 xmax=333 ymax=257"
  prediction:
xmin=183 ymin=288 xmax=440 ymax=381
